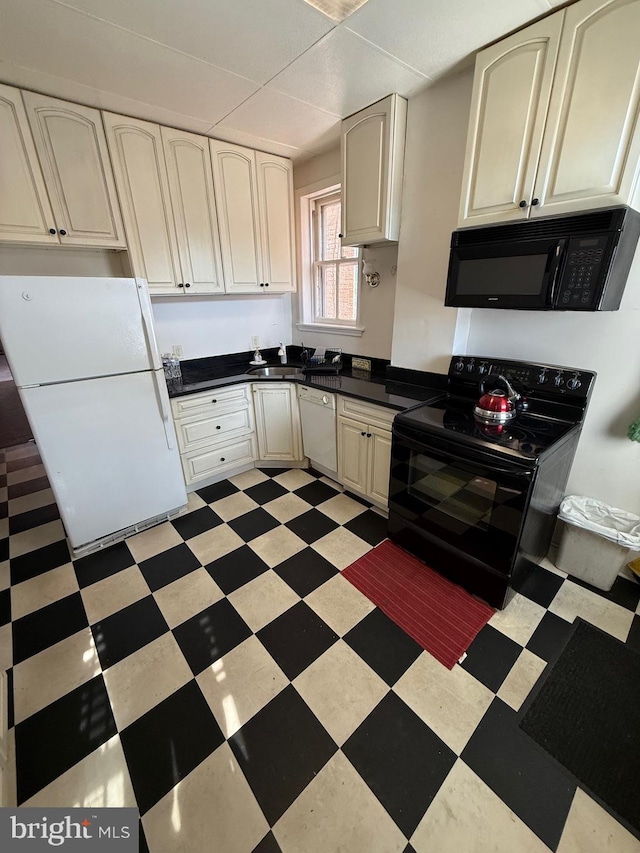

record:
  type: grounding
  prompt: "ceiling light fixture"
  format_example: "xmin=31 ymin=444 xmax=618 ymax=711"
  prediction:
xmin=303 ymin=0 xmax=370 ymax=23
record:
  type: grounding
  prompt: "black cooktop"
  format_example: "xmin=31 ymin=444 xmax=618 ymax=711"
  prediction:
xmin=396 ymin=396 xmax=578 ymax=461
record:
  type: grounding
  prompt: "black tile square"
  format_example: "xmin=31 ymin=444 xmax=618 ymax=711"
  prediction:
xmin=462 ymin=697 xmax=576 ymax=849
xmin=12 ymin=592 xmax=88 ymax=665
xmin=512 ymin=562 xmax=565 ymax=609
xmin=74 ymin=541 xmax=136 ymax=588
xmin=0 ymin=588 xmax=10 ymax=627
xmin=626 ymin=614 xmax=640 ymax=653
xmin=120 ymin=680 xmax=224 ymax=815
xmin=244 ymin=479 xmax=289 ymax=505
xmin=15 ymin=674 xmax=117 ymax=804
xmin=343 ymin=510 xmax=388 ymax=546
xmin=343 ymin=692 xmax=457 ymax=837
xmin=7 ymin=668 xmax=13 ymax=729
xmin=257 ymin=468 xmax=290 ymax=478
xmin=196 ymin=480 xmax=239 ymax=504
xmin=10 ymin=539 xmax=70 ymax=585
xmin=460 ymin=624 xmax=522 ymax=692
xmin=229 ymin=685 xmax=337 ymax=825
xmin=272 ymin=548 xmax=338 ymax=597
xmin=0 ymin=501 xmax=7 ymax=520
xmin=8 ymin=475 xmax=50 ymax=499
xmin=9 ymin=503 xmax=60 ymax=535
xmin=344 ymin=609 xmax=423 ymax=686
xmin=569 ymin=573 xmax=640 ymax=611
xmin=0 ymin=537 xmax=7 ymax=563
xmin=205 ymin=544 xmax=270 ymax=594
xmin=256 ymin=601 xmax=338 ymax=680
xmin=171 ymin=506 xmax=222 ymax=540
xmin=92 ymin=596 xmax=168 ymax=669
xmin=526 ymin=612 xmax=574 ymax=663
xmin=173 ymin=598 xmax=252 ymax=675
xmin=228 ymin=507 xmax=280 ymax=542
xmin=0 ymin=472 xmax=6 ymax=489
xmin=293 ymin=480 xmax=342 ymax=507
xmin=285 ymin=509 xmax=339 ymax=545
xmin=253 ymin=831 xmax=282 ymax=853
xmin=138 ymin=543 xmax=201 ymax=592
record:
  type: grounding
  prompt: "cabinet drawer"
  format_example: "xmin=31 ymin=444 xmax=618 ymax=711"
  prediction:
xmin=171 ymin=383 xmax=250 ymax=419
xmin=175 ymin=405 xmax=253 ymax=453
xmin=181 ymin=435 xmax=257 ymax=485
xmin=337 ymin=395 xmax=396 ymax=429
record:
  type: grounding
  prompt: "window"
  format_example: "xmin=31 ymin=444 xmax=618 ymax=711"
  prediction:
xmin=311 ymin=191 xmax=360 ymax=326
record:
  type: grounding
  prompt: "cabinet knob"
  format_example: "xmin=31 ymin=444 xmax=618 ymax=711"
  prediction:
xmin=59 ymin=229 xmax=67 ymax=235
xmin=220 ymin=457 xmax=225 ymax=462
xmin=49 ymin=228 xmax=56 ymax=235
xmin=338 ymin=233 xmax=343 ymax=238
xmin=366 ymin=433 xmax=372 ymax=438
xmin=531 ymin=198 xmax=539 ymax=206
xmin=259 ymin=282 xmax=264 ymax=287
xmin=216 ymin=425 xmax=221 ymax=430
xmin=184 ymin=282 xmax=191 ymax=288
xmin=264 ymin=282 xmax=269 ymax=287
xmin=212 ymin=399 xmax=217 ymax=403
xmin=178 ymin=283 xmax=184 ymax=288
xmin=361 ymin=431 xmax=366 ymax=436
xmin=518 ymin=200 xmax=528 ymax=208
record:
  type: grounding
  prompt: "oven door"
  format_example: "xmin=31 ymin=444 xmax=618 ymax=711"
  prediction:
xmin=389 ymin=424 xmax=535 ymax=576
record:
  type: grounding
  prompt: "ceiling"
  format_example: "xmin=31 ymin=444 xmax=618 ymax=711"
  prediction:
xmin=0 ymin=0 xmax=564 ymax=162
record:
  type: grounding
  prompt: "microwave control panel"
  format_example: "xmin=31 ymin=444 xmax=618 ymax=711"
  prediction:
xmin=558 ymin=236 xmax=608 ymax=308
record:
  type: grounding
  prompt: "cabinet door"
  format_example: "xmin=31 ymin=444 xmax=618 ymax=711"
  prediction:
xmin=367 ymin=425 xmax=392 ymax=507
xmin=255 ymin=152 xmax=296 ymax=292
xmin=22 ymin=92 xmax=125 ymax=247
xmin=0 ymin=83 xmax=57 ymax=244
xmin=337 ymin=417 xmax=369 ymax=496
xmin=253 ymin=384 xmax=302 ymax=461
xmin=341 ymin=94 xmax=407 ymax=245
xmin=533 ymin=0 xmax=640 ymax=216
xmin=103 ymin=114 xmax=181 ymax=295
xmin=161 ymin=127 xmax=225 ymax=294
xmin=210 ymin=141 xmax=263 ymax=293
xmin=458 ymin=15 xmax=564 ymax=227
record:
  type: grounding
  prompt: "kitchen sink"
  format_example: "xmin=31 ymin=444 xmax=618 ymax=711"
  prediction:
xmin=247 ymin=366 xmax=304 ymax=377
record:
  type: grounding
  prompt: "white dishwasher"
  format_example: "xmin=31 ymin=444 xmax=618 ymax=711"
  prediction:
xmin=297 ymin=385 xmax=337 ymax=477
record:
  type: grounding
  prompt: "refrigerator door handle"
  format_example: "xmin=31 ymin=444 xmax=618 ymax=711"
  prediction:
xmin=151 ymin=370 xmax=175 ymax=450
xmin=136 ymin=278 xmax=162 ymax=370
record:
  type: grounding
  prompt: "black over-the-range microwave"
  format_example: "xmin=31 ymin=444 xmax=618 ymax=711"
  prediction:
xmin=445 ymin=206 xmax=640 ymax=310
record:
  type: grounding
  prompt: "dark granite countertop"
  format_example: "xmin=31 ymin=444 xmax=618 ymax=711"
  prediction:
xmin=167 ymin=358 xmax=446 ymax=412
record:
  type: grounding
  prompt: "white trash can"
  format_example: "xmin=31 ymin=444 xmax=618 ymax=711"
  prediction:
xmin=556 ymin=496 xmax=640 ymax=591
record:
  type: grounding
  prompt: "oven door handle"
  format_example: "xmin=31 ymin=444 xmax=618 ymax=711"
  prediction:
xmin=491 ymin=466 xmax=535 ymax=477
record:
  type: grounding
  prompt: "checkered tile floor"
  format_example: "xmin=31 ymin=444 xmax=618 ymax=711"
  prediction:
xmin=2 ymin=441 xmax=640 ymax=852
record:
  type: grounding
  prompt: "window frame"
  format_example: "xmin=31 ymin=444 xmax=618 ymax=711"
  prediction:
xmin=296 ymin=178 xmax=364 ymax=337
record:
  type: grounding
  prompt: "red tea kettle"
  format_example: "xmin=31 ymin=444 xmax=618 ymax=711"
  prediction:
xmin=474 ymin=374 xmax=521 ymax=425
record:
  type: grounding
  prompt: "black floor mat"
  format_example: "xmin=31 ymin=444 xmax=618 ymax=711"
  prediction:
xmin=520 ymin=619 xmax=640 ymax=837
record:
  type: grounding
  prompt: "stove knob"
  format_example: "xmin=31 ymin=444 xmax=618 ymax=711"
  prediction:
xmin=537 ymin=370 xmax=547 ymax=384
xmin=567 ymin=375 xmax=582 ymax=391
xmin=454 ymin=360 xmax=465 ymax=372
xmin=521 ymin=442 xmax=533 ymax=454
xmin=554 ymin=372 xmax=564 ymax=387
xmin=478 ymin=361 xmax=488 ymax=375
xmin=466 ymin=359 xmax=475 ymax=372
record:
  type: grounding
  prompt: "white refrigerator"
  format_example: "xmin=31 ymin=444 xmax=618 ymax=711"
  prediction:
xmin=0 ymin=276 xmax=187 ymax=557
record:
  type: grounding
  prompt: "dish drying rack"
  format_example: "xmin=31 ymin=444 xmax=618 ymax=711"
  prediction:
xmin=300 ymin=346 xmax=343 ymax=374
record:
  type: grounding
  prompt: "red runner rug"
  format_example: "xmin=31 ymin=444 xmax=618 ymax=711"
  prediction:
xmin=342 ymin=539 xmax=495 ymax=669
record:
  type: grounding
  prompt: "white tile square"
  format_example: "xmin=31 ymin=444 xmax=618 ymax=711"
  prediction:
xmin=304 ymin=574 xmax=375 ymax=636
xmin=228 ymin=570 xmax=299 ymax=631
xmin=228 ymin=468 xmax=269 ymax=490
xmin=187 ymin=524 xmax=244 ymax=565
xmin=81 ymin=566 xmax=150 ymax=625
xmin=126 ymin=522 xmax=183 ymax=563
xmin=8 ymin=488 xmax=55 ymax=516
xmin=496 ymin=648 xmax=547 ymax=711
xmin=0 ymin=624 xmax=12 ymax=672
xmin=311 ymin=527 xmax=371 ymax=570
xmin=9 ymin=520 xmax=66 ymax=558
xmin=248 ymin=526 xmax=306 ymax=568
xmin=12 ymin=563 xmax=79 ymax=619
xmin=394 ymin=653 xmax=493 ymax=755
xmin=103 ymin=633 xmax=193 ymax=730
xmin=7 ymin=464 xmax=46 ymax=485
xmin=317 ymin=493 xmax=367 ymax=525
xmin=210 ymin=491 xmax=260 ymax=522
xmin=548 ymin=580 xmax=634 ymax=642
xmin=197 ymin=635 xmax=288 ymax=737
xmin=293 ymin=640 xmax=388 ymax=745
xmin=0 ymin=561 xmax=9 ymax=593
xmin=272 ymin=469 xmax=317 ymax=491
xmin=263 ymin=492 xmax=311 ymax=523
xmin=153 ymin=567 xmax=224 ymax=629
xmin=489 ymin=592 xmax=547 ymax=646
xmin=557 ymin=787 xmax=640 ymax=853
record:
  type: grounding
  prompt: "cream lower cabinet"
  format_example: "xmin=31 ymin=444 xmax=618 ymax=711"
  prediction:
xmin=459 ymin=0 xmax=640 ymax=226
xmin=337 ymin=396 xmax=394 ymax=508
xmin=210 ymin=141 xmax=296 ymax=293
xmin=171 ymin=384 xmax=256 ymax=486
xmin=252 ymin=383 xmax=303 ymax=462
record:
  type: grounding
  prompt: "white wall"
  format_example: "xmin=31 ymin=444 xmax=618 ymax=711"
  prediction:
xmin=292 ymin=147 xmax=398 ymax=359
xmin=151 ymin=293 xmax=292 ymax=359
xmin=391 ymin=68 xmax=473 ymax=372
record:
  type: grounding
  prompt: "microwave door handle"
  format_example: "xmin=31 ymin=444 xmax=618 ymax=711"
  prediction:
xmin=547 ymin=239 xmax=567 ymax=307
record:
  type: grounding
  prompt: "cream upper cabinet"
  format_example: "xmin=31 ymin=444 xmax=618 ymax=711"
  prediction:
xmin=22 ymin=92 xmax=125 ymax=247
xmin=0 ymin=83 xmax=57 ymax=245
xmin=341 ymin=94 xmax=407 ymax=246
xmin=210 ymin=140 xmax=296 ymax=293
xmin=459 ymin=0 xmax=640 ymax=227
xmin=103 ymin=113 xmax=181 ymax=295
xmin=532 ymin=0 xmax=640 ymax=216
xmin=458 ymin=16 xmax=564 ymax=227
xmin=161 ymin=127 xmax=225 ymax=294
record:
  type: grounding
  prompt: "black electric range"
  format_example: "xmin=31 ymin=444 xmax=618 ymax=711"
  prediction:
xmin=388 ymin=356 xmax=596 ymax=609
